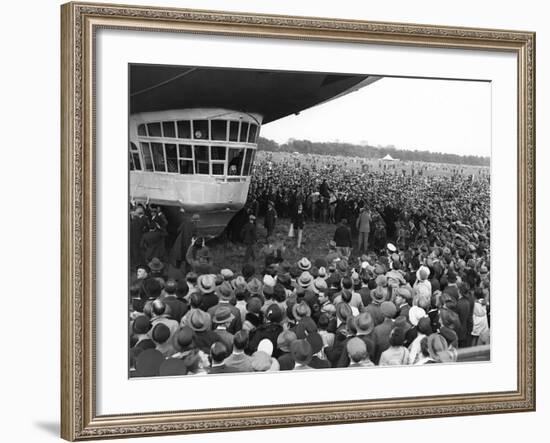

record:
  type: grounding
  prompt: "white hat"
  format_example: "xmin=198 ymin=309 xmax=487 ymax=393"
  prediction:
xmin=263 ymin=274 xmax=275 ymax=287
xmin=408 ymin=306 xmax=427 ymax=326
xmin=258 ymin=338 xmax=274 ymax=356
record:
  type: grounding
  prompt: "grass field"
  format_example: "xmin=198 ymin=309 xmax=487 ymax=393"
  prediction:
xmin=208 ymin=216 xmax=342 ymax=272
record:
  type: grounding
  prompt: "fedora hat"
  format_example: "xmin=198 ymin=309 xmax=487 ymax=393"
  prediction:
xmin=266 ymin=304 xmax=283 ymax=323
xmin=292 ymin=301 xmax=312 ymax=321
xmin=132 ymin=315 xmax=151 ymax=335
xmin=173 ymin=326 xmax=195 ymax=352
xmin=247 ymin=278 xmax=263 ymax=295
xmin=313 ymin=277 xmax=328 ymax=294
xmin=277 ymin=330 xmax=297 ymax=352
xmin=148 ymin=257 xmax=164 ymax=272
xmin=215 ymin=281 xmax=234 ymax=300
xmin=212 ymin=306 xmax=235 ymax=324
xmin=371 ymin=286 xmax=387 ymax=304
xmin=298 ymin=271 xmax=313 ymax=288
xmin=188 ymin=309 xmax=211 ymax=332
xmin=290 ymin=339 xmax=313 ymax=365
xmin=354 ymin=312 xmax=374 ymax=335
xmin=380 ymin=301 xmax=397 ymax=318
xmin=220 ymin=268 xmax=234 ymax=280
xmin=197 ymin=274 xmax=216 ymax=294
xmin=263 ymin=274 xmax=276 ymax=287
xmin=305 ymin=331 xmax=323 ymax=354
xmin=298 ymin=257 xmax=312 ymax=271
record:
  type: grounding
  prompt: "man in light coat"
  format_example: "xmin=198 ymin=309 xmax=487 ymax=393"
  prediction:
xmin=356 ymin=206 xmax=371 ymax=254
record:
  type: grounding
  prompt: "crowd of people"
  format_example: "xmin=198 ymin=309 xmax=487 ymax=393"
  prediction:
xmin=129 ymin=154 xmax=490 ymax=377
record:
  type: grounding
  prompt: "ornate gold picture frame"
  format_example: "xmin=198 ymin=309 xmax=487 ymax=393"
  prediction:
xmin=61 ymin=1 xmax=535 ymax=440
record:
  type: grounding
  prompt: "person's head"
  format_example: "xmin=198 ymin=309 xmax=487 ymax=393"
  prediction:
xmin=136 ymin=266 xmax=148 ymax=280
xmin=186 ymin=272 xmax=198 ymax=286
xmin=152 ymin=299 xmax=166 ymax=316
xmin=135 ymin=205 xmax=144 ymax=217
xmin=473 ymin=287 xmax=484 ymax=300
xmin=389 ymin=327 xmax=406 ymax=347
xmin=164 ymin=279 xmax=177 ymax=296
xmin=346 ymin=337 xmax=367 ymax=363
xmin=439 ymin=307 xmax=461 ymax=331
xmin=233 ymin=330 xmax=249 ymax=352
xmin=318 ymin=313 xmax=330 ymax=331
xmin=341 ymin=276 xmax=353 ymax=290
xmin=341 ymin=289 xmax=352 ymax=304
xmin=151 ymin=323 xmax=170 ymax=344
xmin=132 ymin=315 xmax=151 ymax=335
xmin=210 ymin=342 xmax=228 ymax=364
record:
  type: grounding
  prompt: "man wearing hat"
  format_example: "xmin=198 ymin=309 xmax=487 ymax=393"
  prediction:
xmin=187 ymin=309 xmax=217 ymax=353
xmin=372 ymin=301 xmax=397 ymax=364
xmin=264 ymin=200 xmax=277 ymax=240
xmin=394 ymin=286 xmax=413 ymax=321
xmin=211 ymin=306 xmax=235 ymax=353
xmin=241 ymin=214 xmax=258 ymax=263
xmin=356 ymin=206 xmax=371 ymax=254
xmin=297 ymin=271 xmax=314 ymax=291
xmin=325 ymin=240 xmax=342 ymax=265
xmin=149 ymin=299 xmax=179 ymax=339
xmin=276 ymin=330 xmax=298 ymax=363
xmin=242 ymin=297 xmax=264 ymax=332
xmin=130 ymin=203 xmax=148 ymax=269
xmin=196 ymin=274 xmax=218 ymax=311
xmin=151 ymin=323 xmax=177 ymax=358
xmin=306 ymin=332 xmax=331 ymax=369
xmin=185 ymin=237 xmax=217 ymax=275
xmin=248 ymin=304 xmax=284 ymax=354
xmin=335 ymin=312 xmax=375 ymax=368
xmin=207 ymin=282 xmax=242 ymax=333
xmin=365 ymin=285 xmax=386 ymax=327
xmin=333 ymin=218 xmax=352 ymax=259
xmin=297 ymin=257 xmax=312 ymax=272
xmin=148 ymin=257 xmax=166 ymax=284
xmin=414 ymin=265 xmax=432 ymax=299
xmin=131 ymin=315 xmax=152 ymax=348
xmin=290 ymin=339 xmax=314 ymax=370
xmin=171 ymin=326 xmax=208 ymax=375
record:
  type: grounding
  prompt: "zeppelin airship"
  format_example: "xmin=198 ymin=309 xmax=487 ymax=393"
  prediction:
xmin=129 ymin=64 xmax=380 ymax=237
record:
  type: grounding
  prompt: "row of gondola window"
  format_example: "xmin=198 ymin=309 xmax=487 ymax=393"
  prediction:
xmin=130 ymin=142 xmax=255 ymax=177
xmin=137 ymin=119 xmax=259 ymax=144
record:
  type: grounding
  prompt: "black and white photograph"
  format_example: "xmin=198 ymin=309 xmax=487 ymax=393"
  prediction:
xmin=128 ymin=64 xmax=491 ymax=378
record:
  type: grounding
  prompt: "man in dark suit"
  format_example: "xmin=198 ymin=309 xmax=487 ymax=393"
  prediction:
xmin=208 ymin=342 xmax=235 ymax=374
xmin=241 ymin=215 xmax=258 ymax=263
xmin=333 ymin=219 xmax=352 ymax=258
xmin=264 ymin=200 xmax=277 ymax=240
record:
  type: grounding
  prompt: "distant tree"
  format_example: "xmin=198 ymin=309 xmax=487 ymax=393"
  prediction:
xmin=256 ymin=137 xmax=489 ymax=167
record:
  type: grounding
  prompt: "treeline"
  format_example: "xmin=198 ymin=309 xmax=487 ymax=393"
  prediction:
xmin=257 ymin=137 xmax=490 ymax=167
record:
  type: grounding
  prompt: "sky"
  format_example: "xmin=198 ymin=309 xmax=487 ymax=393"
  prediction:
xmin=260 ymin=76 xmax=491 ymax=157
